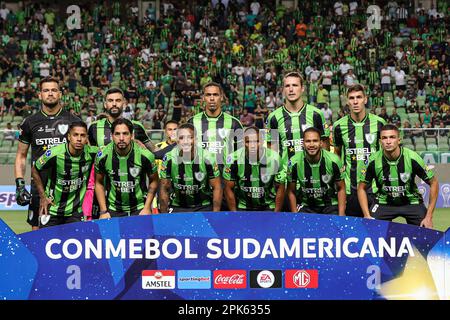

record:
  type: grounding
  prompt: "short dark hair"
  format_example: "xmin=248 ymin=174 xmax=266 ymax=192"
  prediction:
xmin=203 ymin=81 xmax=223 ymax=94
xmin=68 ymin=121 xmax=87 ymax=134
xmin=177 ymin=123 xmax=196 ymax=136
xmin=303 ymin=127 xmax=322 ymax=138
xmin=283 ymin=71 xmax=304 ymax=86
xmin=380 ymin=124 xmax=400 ymax=135
xmin=105 ymin=87 xmax=124 ymax=98
xmin=346 ymin=84 xmax=367 ymax=97
xmin=164 ymin=120 xmax=179 ymax=129
xmin=111 ymin=118 xmax=134 ymax=134
xmin=39 ymin=76 xmax=60 ymax=90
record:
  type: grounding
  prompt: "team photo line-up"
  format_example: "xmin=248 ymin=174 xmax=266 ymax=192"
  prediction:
xmin=14 ymin=74 xmax=438 ymax=230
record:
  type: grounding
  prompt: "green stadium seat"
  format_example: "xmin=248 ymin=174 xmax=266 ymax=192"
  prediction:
xmin=384 ymin=92 xmax=393 ymax=102
xmin=416 ymin=96 xmax=426 ymax=108
xmin=438 ymin=142 xmax=449 ymax=151
xmin=415 ymin=143 xmax=427 ymax=151
xmin=385 ymin=101 xmax=394 ymax=108
xmin=427 ymin=143 xmax=438 ymax=151
xmin=425 ymin=137 xmax=437 ymax=145
xmin=403 ymin=142 xmax=415 ymax=150
xmin=408 ymin=113 xmax=420 ymax=124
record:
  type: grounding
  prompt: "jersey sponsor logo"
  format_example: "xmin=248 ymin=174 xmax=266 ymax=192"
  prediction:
xmin=45 ymin=150 xmax=52 ymax=157
xmin=365 ymin=133 xmax=376 ymax=144
xmin=213 ymin=270 xmax=247 ymax=289
xmin=195 ymin=172 xmax=205 ymax=181
xmin=130 ymin=167 xmax=141 ymax=178
xmin=285 ymin=270 xmax=319 ymax=288
xmin=400 ymin=172 xmax=410 ymax=183
xmin=250 ymin=270 xmax=282 ymax=289
xmin=58 ymin=124 xmax=69 ymax=135
xmin=141 ymin=270 xmax=175 ymax=289
xmin=321 ymin=174 xmax=332 ymax=184
xmin=39 ymin=157 xmax=45 ymax=165
xmin=36 ymin=137 xmax=67 ymax=147
xmin=81 ymin=165 xmax=90 ymax=173
xmin=226 ymin=154 xmax=233 ymax=164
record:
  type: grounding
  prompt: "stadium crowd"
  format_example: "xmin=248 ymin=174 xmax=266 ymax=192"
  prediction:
xmin=0 ymin=0 xmax=448 ymax=137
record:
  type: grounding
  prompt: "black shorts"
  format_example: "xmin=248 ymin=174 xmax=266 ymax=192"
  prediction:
xmin=346 ymin=192 xmax=374 ymax=217
xmin=170 ymin=204 xmax=212 ymax=213
xmin=109 ymin=210 xmax=140 ymax=217
xmin=27 ymin=184 xmax=40 ymax=227
xmin=39 ymin=213 xmax=83 ymax=229
xmin=299 ymin=205 xmax=339 ymax=215
xmin=370 ymin=203 xmax=427 ymax=226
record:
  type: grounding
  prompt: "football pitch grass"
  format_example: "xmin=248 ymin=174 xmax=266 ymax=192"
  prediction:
xmin=0 ymin=209 xmax=449 ymax=234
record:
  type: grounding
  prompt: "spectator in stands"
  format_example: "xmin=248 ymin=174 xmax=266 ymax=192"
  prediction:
xmin=402 ymin=120 xmax=414 ymax=144
xmin=378 ymin=108 xmax=389 ymax=122
xmin=2 ymin=122 xmax=15 ymax=146
xmin=389 ymin=109 xmax=401 ymax=126
xmin=438 ymin=121 xmax=448 ymax=138
xmin=421 ymin=107 xmax=432 ymax=126
xmin=424 ymin=123 xmax=437 ymax=139
xmin=240 ymin=108 xmax=255 ymax=127
xmin=394 ymin=90 xmax=407 ymax=109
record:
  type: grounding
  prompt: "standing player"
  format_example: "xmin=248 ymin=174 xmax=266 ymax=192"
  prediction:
xmin=223 ymin=126 xmax=286 ymax=211
xmin=333 ymin=84 xmax=386 ymax=217
xmin=286 ymin=127 xmax=346 ymax=215
xmin=95 ymin=118 xmax=159 ymax=218
xmin=15 ymin=76 xmax=80 ymax=231
xmin=88 ymin=88 xmax=153 ymax=149
xmin=159 ymin=123 xmax=222 ymax=213
xmin=32 ymin=122 xmax=98 ymax=228
xmin=358 ymin=124 xmax=438 ymax=228
xmin=155 ymin=120 xmax=178 ymax=152
xmin=188 ymin=82 xmax=243 ymax=168
xmin=265 ymin=71 xmax=330 ymax=161
xmin=86 ymin=88 xmax=155 ymax=218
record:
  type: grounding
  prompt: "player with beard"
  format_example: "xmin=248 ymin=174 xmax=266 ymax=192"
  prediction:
xmin=95 ymin=118 xmax=159 ymax=218
xmin=286 ymin=127 xmax=346 ymax=215
xmin=85 ymin=88 xmax=155 ymax=218
xmin=15 ymin=76 xmax=80 ymax=230
xmin=88 ymin=88 xmax=153 ymax=148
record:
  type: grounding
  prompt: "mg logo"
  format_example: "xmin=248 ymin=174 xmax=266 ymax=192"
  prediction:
xmin=285 ymin=270 xmax=318 ymax=289
xmin=293 ymin=270 xmax=310 ymax=288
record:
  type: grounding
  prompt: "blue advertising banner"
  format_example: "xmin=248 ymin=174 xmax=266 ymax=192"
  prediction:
xmin=0 ymin=212 xmax=448 ymax=300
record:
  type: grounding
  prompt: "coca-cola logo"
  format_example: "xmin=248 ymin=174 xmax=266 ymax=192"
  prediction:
xmin=213 ymin=270 xmax=247 ymax=289
xmin=214 ymin=274 xmax=245 ymax=284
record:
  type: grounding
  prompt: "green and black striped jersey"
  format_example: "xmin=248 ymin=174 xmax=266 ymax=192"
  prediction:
xmin=88 ymin=118 xmax=150 ymax=147
xmin=287 ymin=150 xmax=344 ymax=207
xmin=159 ymin=146 xmax=220 ymax=208
xmin=266 ymin=104 xmax=329 ymax=160
xmin=223 ymin=148 xmax=286 ymax=210
xmin=333 ymin=113 xmax=386 ymax=193
xmin=35 ymin=143 xmax=98 ymax=216
xmin=188 ymin=111 xmax=243 ymax=166
xmin=361 ymin=147 xmax=434 ymax=205
xmin=95 ymin=141 xmax=157 ymax=213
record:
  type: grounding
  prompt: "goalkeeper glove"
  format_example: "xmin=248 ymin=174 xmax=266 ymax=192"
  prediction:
xmin=15 ymin=178 xmax=31 ymax=206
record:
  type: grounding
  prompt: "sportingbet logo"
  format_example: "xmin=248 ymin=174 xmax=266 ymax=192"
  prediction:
xmin=213 ymin=270 xmax=246 ymax=289
xmin=177 ymin=270 xmax=211 ymax=289
xmin=285 ymin=270 xmax=319 ymax=288
xmin=142 ymin=270 xmax=175 ymax=289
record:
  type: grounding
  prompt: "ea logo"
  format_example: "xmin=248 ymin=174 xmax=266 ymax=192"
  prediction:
xmin=256 ymin=270 xmax=275 ymax=288
xmin=293 ymin=270 xmax=310 ymax=288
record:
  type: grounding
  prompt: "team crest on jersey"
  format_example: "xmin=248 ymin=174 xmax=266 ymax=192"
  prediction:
xmin=400 ymin=172 xmax=410 ymax=183
xmin=130 ymin=167 xmax=141 ymax=178
xmin=226 ymin=154 xmax=233 ymax=164
xmin=301 ymin=124 xmax=312 ymax=132
xmin=218 ymin=128 xmax=228 ymax=139
xmin=58 ymin=124 xmax=69 ymax=135
xmin=261 ymin=174 xmax=271 ymax=183
xmin=322 ymin=174 xmax=332 ymax=184
xmin=365 ymin=133 xmax=376 ymax=144
xmin=45 ymin=150 xmax=52 ymax=157
xmin=82 ymin=165 xmax=90 ymax=173
xmin=195 ymin=172 xmax=205 ymax=181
